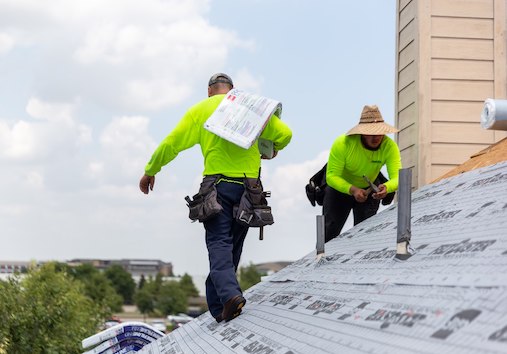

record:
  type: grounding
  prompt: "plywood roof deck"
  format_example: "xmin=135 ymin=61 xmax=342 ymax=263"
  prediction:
xmin=433 ymin=137 xmax=507 ymax=182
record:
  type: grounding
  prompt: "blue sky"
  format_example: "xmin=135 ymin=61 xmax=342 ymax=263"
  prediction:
xmin=0 ymin=0 xmax=396 ymax=279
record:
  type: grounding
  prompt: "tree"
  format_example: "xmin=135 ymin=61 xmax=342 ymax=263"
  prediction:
xmin=156 ymin=281 xmax=187 ymax=316
xmin=179 ymin=273 xmax=199 ymax=298
xmin=138 ymin=274 xmax=146 ymax=289
xmin=104 ymin=264 xmax=136 ymax=304
xmin=135 ymin=288 xmax=155 ymax=321
xmin=238 ymin=263 xmax=262 ymax=291
xmin=154 ymin=272 xmax=163 ymax=293
xmin=68 ymin=263 xmax=123 ymax=313
xmin=0 ymin=262 xmax=101 ymax=354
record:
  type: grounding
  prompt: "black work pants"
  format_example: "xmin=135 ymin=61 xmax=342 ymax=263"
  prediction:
xmin=322 ymin=187 xmax=380 ymax=242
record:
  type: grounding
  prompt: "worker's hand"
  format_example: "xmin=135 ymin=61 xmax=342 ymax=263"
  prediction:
xmin=372 ymin=184 xmax=387 ymax=200
xmin=139 ymin=174 xmax=155 ymax=194
xmin=261 ymin=150 xmax=278 ymax=160
xmin=350 ymin=185 xmax=368 ymax=203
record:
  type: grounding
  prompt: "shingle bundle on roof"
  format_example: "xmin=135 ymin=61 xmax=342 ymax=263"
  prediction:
xmin=82 ymin=322 xmax=164 ymax=354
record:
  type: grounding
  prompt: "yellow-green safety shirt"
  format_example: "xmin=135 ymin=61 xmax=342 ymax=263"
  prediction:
xmin=326 ymin=134 xmax=402 ymax=195
xmin=145 ymin=94 xmax=292 ymax=178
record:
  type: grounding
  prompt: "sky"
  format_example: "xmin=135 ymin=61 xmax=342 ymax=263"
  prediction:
xmin=0 ymin=0 xmax=397 ymax=280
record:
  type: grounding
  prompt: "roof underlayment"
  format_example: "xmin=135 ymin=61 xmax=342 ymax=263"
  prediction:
xmin=138 ymin=159 xmax=507 ymax=354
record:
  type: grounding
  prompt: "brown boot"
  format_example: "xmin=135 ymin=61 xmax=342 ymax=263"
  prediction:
xmin=222 ymin=295 xmax=246 ymax=322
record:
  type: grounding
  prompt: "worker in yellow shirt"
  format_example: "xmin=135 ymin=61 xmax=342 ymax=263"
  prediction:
xmin=139 ymin=73 xmax=292 ymax=322
xmin=324 ymin=105 xmax=401 ymax=242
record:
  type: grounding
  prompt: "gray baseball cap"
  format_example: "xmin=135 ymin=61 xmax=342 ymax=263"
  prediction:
xmin=208 ymin=73 xmax=233 ymax=87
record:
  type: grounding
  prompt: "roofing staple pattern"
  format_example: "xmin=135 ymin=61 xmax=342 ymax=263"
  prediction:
xmin=139 ymin=160 xmax=507 ymax=354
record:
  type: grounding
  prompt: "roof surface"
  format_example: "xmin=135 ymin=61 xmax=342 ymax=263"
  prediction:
xmin=139 ymin=159 xmax=507 ymax=354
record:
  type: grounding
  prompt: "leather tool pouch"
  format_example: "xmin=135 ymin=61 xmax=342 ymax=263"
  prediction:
xmin=234 ymin=178 xmax=274 ymax=227
xmin=185 ymin=176 xmax=223 ymax=222
xmin=305 ymin=163 xmax=327 ymax=207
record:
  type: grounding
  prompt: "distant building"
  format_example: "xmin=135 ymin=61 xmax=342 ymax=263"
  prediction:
xmin=0 ymin=258 xmax=174 ymax=283
xmin=0 ymin=261 xmax=33 ymax=281
xmin=0 ymin=260 xmax=31 ymax=274
xmin=68 ymin=258 xmax=174 ymax=280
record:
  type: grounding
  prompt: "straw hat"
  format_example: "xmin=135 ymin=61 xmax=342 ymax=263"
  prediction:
xmin=346 ymin=105 xmax=399 ymax=135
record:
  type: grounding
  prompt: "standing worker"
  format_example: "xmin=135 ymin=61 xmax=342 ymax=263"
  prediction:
xmin=139 ymin=73 xmax=292 ymax=322
xmin=323 ymin=105 xmax=401 ymax=242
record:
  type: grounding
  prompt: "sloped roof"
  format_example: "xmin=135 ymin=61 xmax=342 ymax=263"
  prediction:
xmin=138 ymin=159 xmax=507 ymax=354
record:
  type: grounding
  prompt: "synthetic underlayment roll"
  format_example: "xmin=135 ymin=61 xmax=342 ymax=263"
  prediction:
xmin=481 ymin=98 xmax=507 ymax=130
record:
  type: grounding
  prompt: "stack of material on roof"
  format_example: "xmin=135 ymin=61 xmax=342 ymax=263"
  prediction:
xmin=82 ymin=322 xmax=164 ymax=354
xmin=139 ymin=160 xmax=507 ymax=354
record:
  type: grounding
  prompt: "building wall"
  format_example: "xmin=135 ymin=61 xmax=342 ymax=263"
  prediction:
xmin=0 ymin=261 xmax=30 ymax=274
xmin=396 ymin=0 xmax=507 ymax=187
xmin=69 ymin=258 xmax=173 ymax=278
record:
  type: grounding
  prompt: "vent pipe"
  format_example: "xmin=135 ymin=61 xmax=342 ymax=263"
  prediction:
xmin=395 ymin=168 xmax=413 ymax=260
xmin=316 ymin=215 xmax=325 ymax=260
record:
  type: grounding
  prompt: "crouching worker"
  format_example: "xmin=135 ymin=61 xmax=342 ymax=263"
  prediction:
xmin=324 ymin=105 xmax=401 ymax=242
xmin=139 ymin=73 xmax=292 ymax=322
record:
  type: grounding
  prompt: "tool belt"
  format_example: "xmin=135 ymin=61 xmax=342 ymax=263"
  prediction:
xmin=185 ymin=175 xmax=223 ymax=222
xmin=233 ymin=177 xmax=274 ymax=228
xmin=185 ymin=172 xmax=274 ymax=228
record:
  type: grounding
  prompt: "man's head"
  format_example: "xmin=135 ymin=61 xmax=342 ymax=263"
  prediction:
xmin=208 ymin=73 xmax=233 ymax=97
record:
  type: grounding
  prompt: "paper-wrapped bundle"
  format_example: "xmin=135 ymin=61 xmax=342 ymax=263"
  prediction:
xmin=481 ymin=98 xmax=507 ymax=130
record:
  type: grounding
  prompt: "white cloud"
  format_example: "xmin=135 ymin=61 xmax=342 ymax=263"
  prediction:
xmin=0 ymin=32 xmax=14 ymax=54
xmin=0 ymin=98 xmax=91 ymax=161
xmin=25 ymin=170 xmax=44 ymax=188
xmin=124 ymin=79 xmax=193 ymax=111
xmin=0 ymin=120 xmax=36 ymax=159
xmin=234 ymin=68 xmax=263 ymax=93
xmin=72 ymin=13 xmax=242 ymax=110
xmin=94 ymin=115 xmax=157 ymax=183
xmin=26 ymin=97 xmax=74 ymax=123
xmin=0 ymin=0 xmax=248 ymax=111
xmin=72 ymin=1 xmax=241 ymax=110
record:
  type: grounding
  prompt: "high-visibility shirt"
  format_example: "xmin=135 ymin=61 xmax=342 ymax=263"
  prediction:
xmin=145 ymin=94 xmax=292 ymax=178
xmin=326 ymin=134 xmax=401 ymax=194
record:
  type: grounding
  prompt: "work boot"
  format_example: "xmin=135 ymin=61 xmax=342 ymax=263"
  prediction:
xmin=222 ymin=295 xmax=246 ymax=322
xmin=214 ymin=313 xmax=223 ymax=323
